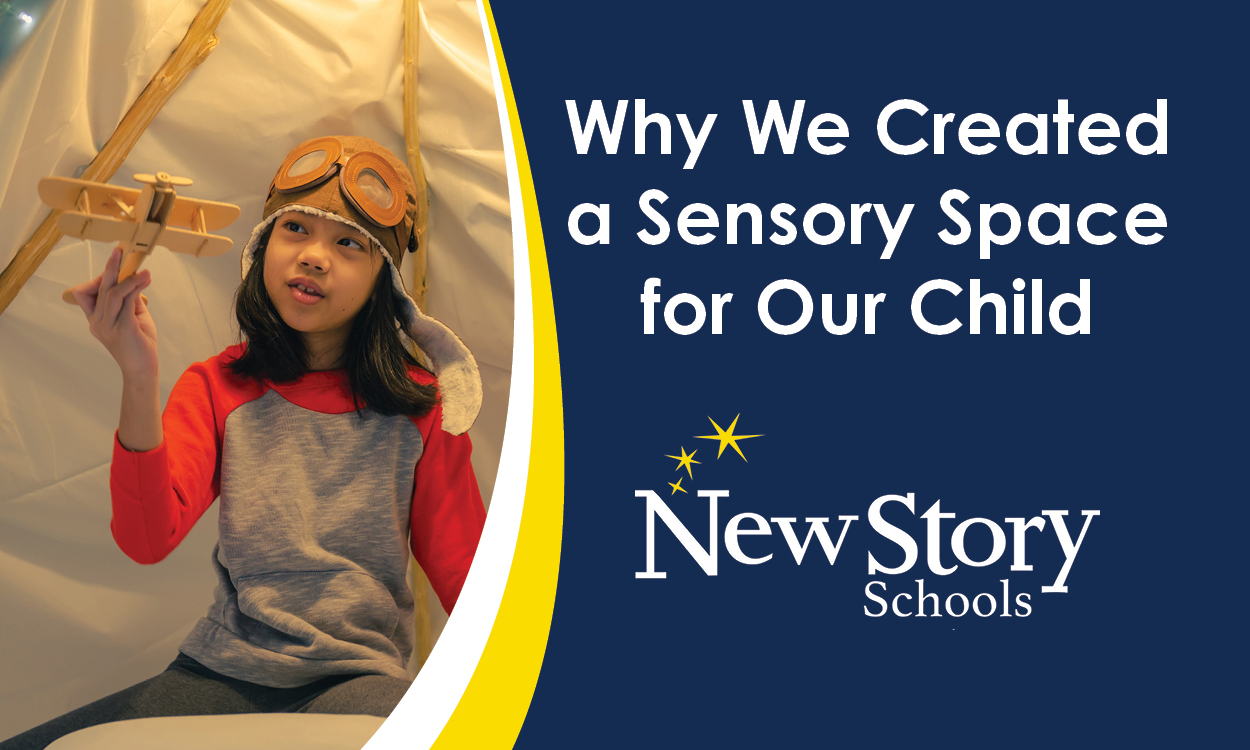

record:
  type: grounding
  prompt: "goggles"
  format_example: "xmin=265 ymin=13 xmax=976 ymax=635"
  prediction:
xmin=271 ymin=136 xmax=408 ymax=229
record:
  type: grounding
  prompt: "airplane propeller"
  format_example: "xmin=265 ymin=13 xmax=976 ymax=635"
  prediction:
xmin=133 ymin=172 xmax=193 ymax=187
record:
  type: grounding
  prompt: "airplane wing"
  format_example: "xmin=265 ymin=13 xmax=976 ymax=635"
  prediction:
xmin=55 ymin=212 xmax=136 ymax=244
xmin=38 ymin=176 xmax=142 ymax=220
xmin=165 ymin=196 xmax=242 ymax=231
xmin=156 ymin=226 xmax=234 ymax=257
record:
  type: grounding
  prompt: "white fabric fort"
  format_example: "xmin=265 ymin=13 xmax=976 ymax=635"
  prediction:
xmin=0 ymin=0 xmax=511 ymax=745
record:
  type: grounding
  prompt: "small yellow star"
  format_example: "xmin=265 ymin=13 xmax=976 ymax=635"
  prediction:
xmin=695 ymin=414 xmax=763 ymax=461
xmin=668 ymin=476 xmax=688 ymax=495
xmin=664 ymin=446 xmax=700 ymax=479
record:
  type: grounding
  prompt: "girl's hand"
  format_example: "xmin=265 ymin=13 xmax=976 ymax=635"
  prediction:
xmin=72 ymin=247 xmax=158 ymax=381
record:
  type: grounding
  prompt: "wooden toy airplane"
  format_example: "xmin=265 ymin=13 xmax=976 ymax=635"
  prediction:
xmin=37 ymin=171 xmax=241 ymax=304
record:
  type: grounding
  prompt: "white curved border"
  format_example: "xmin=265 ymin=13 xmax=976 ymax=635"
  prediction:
xmin=365 ymin=1 xmax=527 ymax=748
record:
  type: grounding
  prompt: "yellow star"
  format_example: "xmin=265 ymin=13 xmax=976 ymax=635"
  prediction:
xmin=695 ymin=414 xmax=763 ymax=461
xmin=664 ymin=446 xmax=701 ymax=479
xmin=668 ymin=476 xmax=688 ymax=495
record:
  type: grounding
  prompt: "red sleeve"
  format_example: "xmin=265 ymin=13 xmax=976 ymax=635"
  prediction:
xmin=109 ymin=362 xmax=224 ymax=564
xmin=410 ymin=403 xmax=486 ymax=613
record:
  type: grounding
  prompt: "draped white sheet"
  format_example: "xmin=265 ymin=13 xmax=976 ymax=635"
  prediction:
xmin=0 ymin=0 xmax=510 ymax=738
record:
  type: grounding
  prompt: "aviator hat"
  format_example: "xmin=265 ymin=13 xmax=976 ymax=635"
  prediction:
xmin=240 ymin=135 xmax=481 ymax=435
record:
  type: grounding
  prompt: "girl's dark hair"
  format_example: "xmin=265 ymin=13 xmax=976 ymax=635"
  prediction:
xmin=229 ymin=225 xmax=438 ymax=418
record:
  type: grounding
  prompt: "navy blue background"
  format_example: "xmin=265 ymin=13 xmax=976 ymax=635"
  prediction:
xmin=492 ymin=2 xmax=1241 ymax=747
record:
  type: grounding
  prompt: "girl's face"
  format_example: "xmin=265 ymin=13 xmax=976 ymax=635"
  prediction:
xmin=263 ymin=211 xmax=384 ymax=347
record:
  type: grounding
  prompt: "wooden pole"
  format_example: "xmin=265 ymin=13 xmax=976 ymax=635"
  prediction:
xmin=404 ymin=0 xmax=435 ymax=671
xmin=403 ymin=0 xmax=430 ymax=313
xmin=0 ymin=0 xmax=233 ymax=318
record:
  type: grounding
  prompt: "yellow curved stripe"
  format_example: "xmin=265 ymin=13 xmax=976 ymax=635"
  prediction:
xmin=431 ymin=2 xmax=564 ymax=748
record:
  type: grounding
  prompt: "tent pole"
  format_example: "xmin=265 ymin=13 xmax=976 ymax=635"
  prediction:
xmin=0 ymin=0 xmax=233 ymax=318
xmin=404 ymin=0 xmax=435 ymax=671
xmin=404 ymin=0 xmax=431 ymax=313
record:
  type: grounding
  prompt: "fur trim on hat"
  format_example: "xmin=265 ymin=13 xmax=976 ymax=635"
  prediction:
xmin=240 ymin=206 xmax=482 ymax=435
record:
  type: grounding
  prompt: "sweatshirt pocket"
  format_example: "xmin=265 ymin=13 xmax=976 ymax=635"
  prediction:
xmin=234 ymin=570 xmax=401 ymax=658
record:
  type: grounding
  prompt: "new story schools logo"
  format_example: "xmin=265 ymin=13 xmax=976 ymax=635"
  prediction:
xmin=633 ymin=415 xmax=1100 ymax=618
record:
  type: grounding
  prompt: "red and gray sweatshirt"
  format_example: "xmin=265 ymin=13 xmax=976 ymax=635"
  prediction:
xmin=109 ymin=344 xmax=486 ymax=688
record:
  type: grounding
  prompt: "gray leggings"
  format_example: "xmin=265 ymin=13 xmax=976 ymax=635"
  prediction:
xmin=0 ymin=653 xmax=410 ymax=750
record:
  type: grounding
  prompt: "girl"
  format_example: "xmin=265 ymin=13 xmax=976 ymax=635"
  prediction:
xmin=1 ymin=136 xmax=486 ymax=749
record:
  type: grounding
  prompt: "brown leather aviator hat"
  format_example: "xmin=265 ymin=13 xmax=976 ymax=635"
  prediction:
xmin=240 ymin=135 xmax=481 ymax=435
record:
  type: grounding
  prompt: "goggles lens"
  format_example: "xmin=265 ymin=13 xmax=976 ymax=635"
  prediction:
xmin=288 ymin=149 xmax=328 ymax=178
xmin=341 ymin=153 xmax=406 ymax=227
xmin=356 ymin=168 xmax=394 ymax=210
